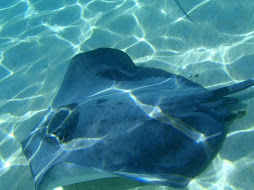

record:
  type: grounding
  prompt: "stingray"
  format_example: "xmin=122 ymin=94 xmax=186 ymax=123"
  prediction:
xmin=21 ymin=48 xmax=254 ymax=190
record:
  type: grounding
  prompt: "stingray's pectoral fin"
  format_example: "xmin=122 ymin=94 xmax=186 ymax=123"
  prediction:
xmin=210 ymin=79 xmax=254 ymax=99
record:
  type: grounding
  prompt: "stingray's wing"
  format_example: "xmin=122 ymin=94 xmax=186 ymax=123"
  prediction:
xmin=52 ymin=48 xmax=203 ymax=108
xmin=52 ymin=48 xmax=136 ymax=108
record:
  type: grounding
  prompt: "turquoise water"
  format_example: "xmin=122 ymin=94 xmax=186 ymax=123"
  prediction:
xmin=0 ymin=0 xmax=254 ymax=190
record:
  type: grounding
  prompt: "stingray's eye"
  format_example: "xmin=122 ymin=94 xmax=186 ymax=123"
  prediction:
xmin=62 ymin=132 xmax=69 ymax=143
xmin=52 ymin=128 xmax=62 ymax=138
xmin=58 ymin=131 xmax=67 ymax=142
xmin=51 ymin=128 xmax=68 ymax=143
xmin=48 ymin=110 xmax=69 ymax=134
xmin=58 ymin=131 xmax=64 ymax=141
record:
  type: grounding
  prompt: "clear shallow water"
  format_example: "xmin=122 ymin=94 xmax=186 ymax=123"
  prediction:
xmin=0 ymin=0 xmax=254 ymax=190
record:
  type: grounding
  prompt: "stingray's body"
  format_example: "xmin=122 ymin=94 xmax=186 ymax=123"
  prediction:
xmin=21 ymin=48 xmax=254 ymax=189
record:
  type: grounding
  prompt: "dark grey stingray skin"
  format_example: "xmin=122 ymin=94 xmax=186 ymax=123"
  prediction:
xmin=21 ymin=48 xmax=254 ymax=189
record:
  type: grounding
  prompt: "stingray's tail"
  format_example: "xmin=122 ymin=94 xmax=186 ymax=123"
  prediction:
xmin=210 ymin=79 xmax=254 ymax=99
xmin=174 ymin=0 xmax=193 ymax=22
